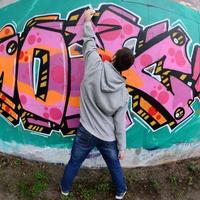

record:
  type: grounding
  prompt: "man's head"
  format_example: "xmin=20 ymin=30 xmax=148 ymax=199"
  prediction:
xmin=112 ymin=47 xmax=134 ymax=72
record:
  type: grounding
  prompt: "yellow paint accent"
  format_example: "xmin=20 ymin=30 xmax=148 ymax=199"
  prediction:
xmin=65 ymin=32 xmax=69 ymax=36
xmin=144 ymin=115 xmax=149 ymax=120
xmin=28 ymin=21 xmax=36 ymax=27
xmin=35 ymin=50 xmax=40 ymax=56
xmin=178 ymin=35 xmax=183 ymax=40
xmin=180 ymin=74 xmax=187 ymax=80
xmin=39 ymin=127 xmax=43 ymax=132
xmin=133 ymin=95 xmax=139 ymax=100
xmin=150 ymin=121 xmax=156 ymax=126
xmin=141 ymin=112 xmax=146 ymax=117
xmin=21 ymin=112 xmax=26 ymax=118
xmin=179 ymin=40 xmax=184 ymax=44
xmin=20 ymin=37 xmax=24 ymax=42
xmin=27 ymin=19 xmax=34 ymax=26
xmin=40 ymin=94 xmax=45 ymax=99
xmin=10 ymin=43 xmax=15 ymax=48
xmin=68 ymin=130 xmax=75 ymax=135
xmin=28 ymin=125 xmax=33 ymax=129
xmin=40 ymin=81 xmax=47 ymax=88
xmin=127 ymin=87 xmax=134 ymax=92
xmin=41 ymin=75 xmax=47 ymax=81
xmin=18 ymin=104 xmax=21 ymax=110
xmin=172 ymin=32 xmax=178 ymax=37
xmin=169 ymin=121 xmax=175 ymax=127
xmin=69 ymin=15 xmax=79 ymax=21
xmin=133 ymin=101 xmax=138 ymax=108
xmin=180 ymin=111 xmax=184 ymax=115
xmin=155 ymin=66 xmax=161 ymax=73
xmin=137 ymin=109 xmax=143 ymax=115
xmin=163 ymin=71 xmax=170 ymax=75
xmin=188 ymin=100 xmax=193 ymax=105
xmin=138 ymin=44 xmax=143 ymax=48
xmin=94 ymin=12 xmax=100 ymax=16
xmin=7 ymin=116 xmax=14 ymax=122
xmin=42 ymin=54 xmax=48 ymax=65
xmin=162 ymin=78 xmax=168 ymax=83
xmin=42 ymin=69 xmax=48 ymax=75
xmin=158 ymin=60 xmax=163 ymax=66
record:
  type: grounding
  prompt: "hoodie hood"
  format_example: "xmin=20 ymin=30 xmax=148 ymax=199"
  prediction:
xmin=101 ymin=61 xmax=126 ymax=92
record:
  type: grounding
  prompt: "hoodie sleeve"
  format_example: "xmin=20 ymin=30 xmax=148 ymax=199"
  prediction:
xmin=113 ymin=102 xmax=128 ymax=151
xmin=82 ymin=21 xmax=102 ymax=71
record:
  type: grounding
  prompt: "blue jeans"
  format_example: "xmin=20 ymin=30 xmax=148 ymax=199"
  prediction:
xmin=61 ymin=124 xmax=127 ymax=195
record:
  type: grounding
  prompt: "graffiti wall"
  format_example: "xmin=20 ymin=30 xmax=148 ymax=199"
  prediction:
xmin=0 ymin=0 xmax=199 ymax=167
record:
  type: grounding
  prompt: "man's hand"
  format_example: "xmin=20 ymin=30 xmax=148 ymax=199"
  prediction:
xmin=84 ymin=8 xmax=95 ymax=22
xmin=118 ymin=150 xmax=125 ymax=160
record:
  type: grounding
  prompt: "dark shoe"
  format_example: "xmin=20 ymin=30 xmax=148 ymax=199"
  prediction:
xmin=115 ymin=191 xmax=127 ymax=200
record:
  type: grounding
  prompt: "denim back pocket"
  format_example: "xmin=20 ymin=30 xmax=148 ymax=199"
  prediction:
xmin=76 ymin=126 xmax=92 ymax=146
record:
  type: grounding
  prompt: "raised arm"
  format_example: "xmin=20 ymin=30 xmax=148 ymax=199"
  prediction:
xmin=113 ymin=102 xmax=128 ymax=159
xmin=82 ymin=9 xmax=102 ymax=71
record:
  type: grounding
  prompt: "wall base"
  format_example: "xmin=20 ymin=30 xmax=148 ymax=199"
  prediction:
xmin=1 ymin=140 xmax=200 ymax=168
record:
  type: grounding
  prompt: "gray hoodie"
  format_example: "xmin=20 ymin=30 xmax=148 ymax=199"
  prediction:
xmin=80 ymin=21 xmax=129 ymax=151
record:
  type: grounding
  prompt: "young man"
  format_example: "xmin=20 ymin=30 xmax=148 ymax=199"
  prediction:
xmin=61 ymin=9 xmax=134 ymax=200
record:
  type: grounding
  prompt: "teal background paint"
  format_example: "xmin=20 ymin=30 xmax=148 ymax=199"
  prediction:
xmin=0 ymin=0 xmax=199 ymax=150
